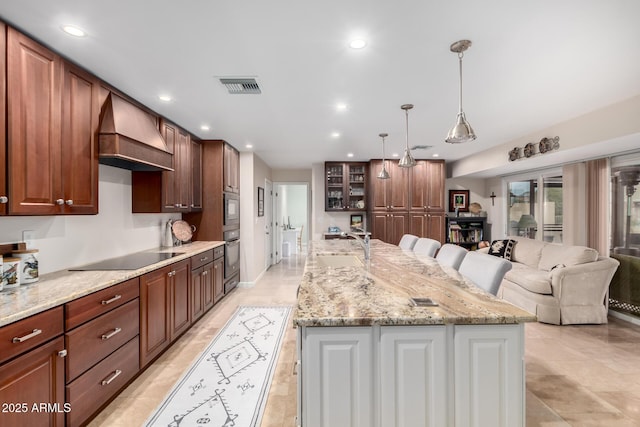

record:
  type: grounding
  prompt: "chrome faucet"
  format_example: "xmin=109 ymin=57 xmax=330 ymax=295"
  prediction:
xmin=341 ymin=231 xmax=371 ymax=260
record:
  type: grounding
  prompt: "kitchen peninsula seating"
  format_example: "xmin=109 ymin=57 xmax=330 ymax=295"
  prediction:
xmin=459 ymin=251 xmax=513 ymax=295
xmin=412 ymin=238 xmax=441 ymax=257
xmin=486 ymin=236 xmax=620 ymax=325
xmin=398 ymin=234 xmax=419 ymax=250
xmin=435 ymin=243 xmax=468 ymax=270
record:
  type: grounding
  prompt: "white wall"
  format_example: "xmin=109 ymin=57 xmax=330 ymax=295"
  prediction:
xmin=0 ymin=165 xmax=179 ymax=274
xmin=239 ymin=152 xmax=272 ymax=284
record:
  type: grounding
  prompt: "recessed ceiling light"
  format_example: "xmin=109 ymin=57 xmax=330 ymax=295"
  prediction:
xmin=245 ymin=144 xmax=253 ymax=149
xmin=347 ymin=153 xmax=354 ymax=158
xmin=336 ymin=103 xmax=347 ymax=111
xmin=349 ymin=39 xmax=367 ymax=49
xmin=200 ymin=125 xmax=210 ymax=131
xmin=61 ymin=25 xmax=86 ymax=37
xmin=331 ymin=132 xmax=341 ymax=138
xmin=391 ymin=153 xmax=399 ymax=157
xmin=158 ymin=95 xmax=172 ymax=102
xmin=432 ymin=153 xmax=440 ymax=157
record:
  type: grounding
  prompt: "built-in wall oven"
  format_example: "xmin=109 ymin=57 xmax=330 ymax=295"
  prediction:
xmin=223 ymin=192 xmax=240 ymax=228
xmin=224 ymin=229 xmax=240 ymax=293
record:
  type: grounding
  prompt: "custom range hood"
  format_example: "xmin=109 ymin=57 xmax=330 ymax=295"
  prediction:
xmin=99 ymin=93 xmax=173 ymax=171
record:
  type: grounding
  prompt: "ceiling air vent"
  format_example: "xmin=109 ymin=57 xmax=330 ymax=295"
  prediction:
xmin=219 ymin=78 xmax=262 ymax=94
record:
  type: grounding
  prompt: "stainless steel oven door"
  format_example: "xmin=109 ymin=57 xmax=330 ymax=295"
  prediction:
xmin=225 ymin=239 xmax=240 ymax=279
xmin=223 ymin=192 xmax=240 ymax=227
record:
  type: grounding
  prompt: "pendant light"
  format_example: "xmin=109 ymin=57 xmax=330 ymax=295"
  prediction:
xmin=398 ymin=104 xmax=416 ymax=168
xmin=445 ymin=39 xmax=476 ymax=143
xmin=377 ymin=133 xmax=390 ymax=179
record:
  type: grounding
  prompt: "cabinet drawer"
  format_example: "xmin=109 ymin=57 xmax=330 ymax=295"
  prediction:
xmin=66 ymin=336 xmax=139 ymax=427
xmin=66 ymin=299 xmax=139 ymax=382
xmin=213 ymin=245 xmax=224 ymax=260
xmin=191 ymin=249 xmax=214 ymax=270
xmin=65 ymin=277 xmax=140 ymax=330
xmin=0 ymin=306 xmax=64 ymax=364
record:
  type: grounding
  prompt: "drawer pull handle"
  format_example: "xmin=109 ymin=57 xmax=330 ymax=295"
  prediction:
xmin=13 ymin=329 xmax=42 ymax=343
xmin=202 ymin=270 xmax=208 ymax=276
xmin=200 ymin=256 xmax=208 ymax=262
xmin=101 ymin=327 xmax=122 ymax=340
xmin=101 ymin=294 xmax=122 ymax=305
xmin=101 ymin=369 xmax=122 ymax=386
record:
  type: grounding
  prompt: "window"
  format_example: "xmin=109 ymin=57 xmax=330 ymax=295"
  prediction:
xmin=505 ymin=170 xmax=563 ymax=243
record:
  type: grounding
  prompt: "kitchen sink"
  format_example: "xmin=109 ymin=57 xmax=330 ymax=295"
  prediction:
xmin=315 ymin=255 xmax=363 ymax=268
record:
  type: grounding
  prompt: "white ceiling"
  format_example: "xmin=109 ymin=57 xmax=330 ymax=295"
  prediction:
xmin=2 ymin=0 xmax=640 ymax=172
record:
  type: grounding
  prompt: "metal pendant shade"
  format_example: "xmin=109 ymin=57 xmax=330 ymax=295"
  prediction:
xmin=398 ymin=104 xmax=416 ymax=168
xmin=446 ymin=40 xmax=476 ymax=144
xmin=377 ymin=133 xmax=391 ymax=179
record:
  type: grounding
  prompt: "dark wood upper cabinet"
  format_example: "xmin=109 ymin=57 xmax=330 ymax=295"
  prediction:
xmin=61 ymin=61 xmax=100 ymax=214
xmin=0 ymin=22 xmax=6 ymax=215
xmin=132 ymin=120 xmax=199 ymax=213
xmin=410 ymin=160 xmax=445 ymax=212
xmin=325 ymin=162 xmax=368 ymax=211
xmin=7 ymin=27 xmax=63 ymax=215
xmin=6 ymin=26 xmax=98 ymax=215
xmin=190 ymin=139 xmax=203 ymax=211
xmin=223 ymin=143 xmax=240 ymax=193
xmin=369 ymin=160 xmax=409 ymax=211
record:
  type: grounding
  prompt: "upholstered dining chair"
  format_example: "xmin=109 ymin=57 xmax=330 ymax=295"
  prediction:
xmin=412 ymin=238 xmax=441 ymax=258
xmin=458 ymin=251 xmax=512 ymax=295
xmin=435 ymin=244 xmax=468 ymax=270
xmin=398 ymin=234 xmax=419 ymax=250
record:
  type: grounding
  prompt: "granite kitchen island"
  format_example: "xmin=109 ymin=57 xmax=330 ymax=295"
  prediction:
xmin=293 ymin=239 xmax=536 ymax=427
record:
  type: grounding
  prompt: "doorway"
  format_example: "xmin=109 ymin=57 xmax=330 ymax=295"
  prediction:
xmin=265 ymin=179 xmax=274 ymax=270
xmin=274 ymin=183 xmax=309 ymax=263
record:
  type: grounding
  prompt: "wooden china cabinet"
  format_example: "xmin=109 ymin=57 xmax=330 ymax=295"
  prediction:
xmin=325 ymin=162 xmax=368 ymax=211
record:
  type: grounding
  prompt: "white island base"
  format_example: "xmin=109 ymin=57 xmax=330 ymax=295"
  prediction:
xmin=297 ymin=323 xmax=524 ymax=427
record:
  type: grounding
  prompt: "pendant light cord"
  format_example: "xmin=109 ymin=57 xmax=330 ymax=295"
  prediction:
xmin=458 ymin=52 xmax=464 ymax=114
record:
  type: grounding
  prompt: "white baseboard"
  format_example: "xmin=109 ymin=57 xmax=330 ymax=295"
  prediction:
xmin=609 ymin=309 xmax=640 ymax=326
xmin=238 ymin=281 xmax=255 ymax=288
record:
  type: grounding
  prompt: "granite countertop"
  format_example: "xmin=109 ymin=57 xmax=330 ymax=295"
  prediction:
xmin=0 ymin=241 xmax=225 ymax=328
xmin=294 ymin=239 xmax=536 ymax=327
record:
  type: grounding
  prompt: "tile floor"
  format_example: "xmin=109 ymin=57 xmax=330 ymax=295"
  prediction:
xmin=89 ymin=253 xmax=640 ymax=426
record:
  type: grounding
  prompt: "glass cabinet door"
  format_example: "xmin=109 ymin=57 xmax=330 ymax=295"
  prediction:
xmin=326 ymin=163 xmax=345 ymax=210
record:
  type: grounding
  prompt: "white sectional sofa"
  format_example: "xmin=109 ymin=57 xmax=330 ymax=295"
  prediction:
xmin=485 ymin=236 xmax=620 ymax=325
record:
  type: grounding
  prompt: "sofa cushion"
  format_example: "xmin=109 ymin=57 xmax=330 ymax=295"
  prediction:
xmin=509 ymin=236 xmax=544 ymax=268
xmin=488 ymin=239 xmax=516 ymax=260
xmin=539 ymin=244 xmax=598 ymax=271
xmin=504 ymin=263 xmax=553 ymax=294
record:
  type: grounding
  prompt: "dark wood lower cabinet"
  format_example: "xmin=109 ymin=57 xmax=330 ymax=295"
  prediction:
xmin=0 ymin=337 xmax=66 ymax=427
xmin=370 ymin=212 xmax=409 ymax=245
xmin=409 ymin=211 xmax=446 ymax=243
xmin=140 ymin=258 xmax=191 ymax=368
xmin=65 ymin=337 xmax=139 ymax=427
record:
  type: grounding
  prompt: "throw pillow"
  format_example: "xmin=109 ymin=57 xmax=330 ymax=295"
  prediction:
xmin=488 ymin=239 xmax=516 ymax=260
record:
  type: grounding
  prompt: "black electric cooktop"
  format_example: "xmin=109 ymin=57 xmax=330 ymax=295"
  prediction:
xmin=69 ymin=252 xmax=184 ymax=271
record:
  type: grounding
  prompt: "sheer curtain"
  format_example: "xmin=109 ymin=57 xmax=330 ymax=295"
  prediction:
xmin=586 ymin=158 xmax=610 ymax=255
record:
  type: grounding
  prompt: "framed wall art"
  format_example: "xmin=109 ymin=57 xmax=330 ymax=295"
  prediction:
xmin=449 ymin=189 xmax=470 ymax=212
xmin=257 ymin=186 xmax=264 ymax=217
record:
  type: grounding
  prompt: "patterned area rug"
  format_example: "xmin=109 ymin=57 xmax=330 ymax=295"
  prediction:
xmin=145 ymin=306 xmax=292 ymax=427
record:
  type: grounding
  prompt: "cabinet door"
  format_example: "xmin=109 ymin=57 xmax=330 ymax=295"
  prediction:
xmin=190 ymin=139 xmax=203 ymax=210
xmin=302 ymin=327 xmax=374 ymax=427
xmin=160 ymin=120 xmax=178 ymax=212
xmin=370 ymin=212 xmax=389 ymax=241
xmin=139 ymin=266 xmax=170 ymax=368
xmin=346 ymin=163 xmax=367 ymax=210
xmin=213 ymin=257 xmax=224 ymax=304
xmin=61 ymin=61 xmax=99 ymax=214
xmin=389 ymin=213 xmax=409 ymax=245
xmin=175 ymin=129 xmax=191 ymax=209
xmin=410 ymin=160 xmax=429 ymax=211
xmin=410 ymin=212 xmax=428 ymax=238
xmin=427 ymin=212 xmax=446 ymax=243
xmin=426 ymin=160 xmax=445 ymax=211
xmin=325 ymin=162 xmax=346 ymax=211
xmin=0 ymin=337 xmax=66 ymax=427
xmin=0 ymin=23 xmax=6 ymax=215
xmin=454 ymin=324 xmax=525 ymax=427
xmin=380 ymin=326 xmax=448 ymax=427
xmin=224 ymin=143 xmax=239 ymax=193
xmin=369 ymin=160 xmax=388 ymax=211
xmin=389 ymin=161 xmax=409 ymax=211
xmin=7 ymin=27 xmax=63 ymax=215
xmin=170 ymin=259 xmax=191 ymax=340
xmin=202 ymin=262 xmax=215 ymax=311
xmin=191 ymin=266 xmax=205 ymax=322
